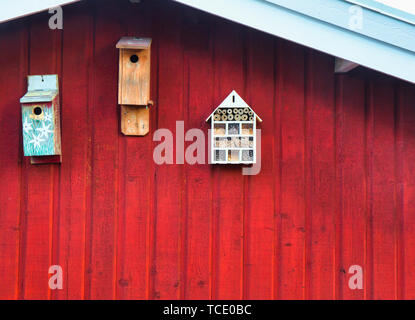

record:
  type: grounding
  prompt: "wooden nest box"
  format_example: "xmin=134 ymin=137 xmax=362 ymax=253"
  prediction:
xmin=116 ymin=37 xmax=152 ymax=136
xmin=20 ymin=75 xmax=62 ymax=164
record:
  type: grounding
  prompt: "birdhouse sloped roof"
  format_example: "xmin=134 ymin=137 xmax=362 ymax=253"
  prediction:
xmin=20 ymin=75 xmax=59 ymax=103
xmin=206 ymin=90 xmax=263 ymax=122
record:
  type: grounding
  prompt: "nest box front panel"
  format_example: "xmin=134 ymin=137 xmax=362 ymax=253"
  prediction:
xmin=118 ymin=48 xmax=151 ymax=106
xmin=22 ymin=102 xmax=59 ymax=156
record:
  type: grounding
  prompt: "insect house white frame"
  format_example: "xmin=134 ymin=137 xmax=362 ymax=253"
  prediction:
xmin=206 ymin=90 xmax=262 ymax=164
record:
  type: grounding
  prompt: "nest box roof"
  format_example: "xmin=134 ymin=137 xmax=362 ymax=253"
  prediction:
xmin=20 ymin=75 xmax=59 ymax=103
xmin=116 ymin=37 xmax=152 ymax=50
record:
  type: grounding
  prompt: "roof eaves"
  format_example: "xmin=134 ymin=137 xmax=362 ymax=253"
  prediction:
xmin=173 ymin=0 xmax=415 ymax=84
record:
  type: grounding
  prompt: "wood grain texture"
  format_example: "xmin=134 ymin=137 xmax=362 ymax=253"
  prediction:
xmin=182 ymin=7 xmax=212 ymax=300
xmin=275 ymin=39 xmax=306 ymax=300
xmin=243 ymin=29 xmax=275 ymax=300
xmin=151 ymin=0 xmax=184 ymax=300
xmin=335 ymin=75 xmax=366 ymax=300
xmin=0 ymin=21 xmax=27 ymax=300
xmin=55 ymin=2 xmax=93 ymax=299
xmin=0 ymin=0 xmax=413 ymax=300
xmin=118 ymin=47 xmax=151 ymax=106
xmin=120 ymin=105 xmax=150 ymax=136
xmin=116 ymin=0 xmax=153 ymax=300
xmin=211 ymin=18 xmax=245 ymax=300
xmin=304 ymin=50 xmax=336 ymax=300
xmin=19 ymin=13 xmax=62 ymax=300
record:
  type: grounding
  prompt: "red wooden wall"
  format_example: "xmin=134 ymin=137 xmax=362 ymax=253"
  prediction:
xmin=1 ymin=0 xmax=415 ymax=300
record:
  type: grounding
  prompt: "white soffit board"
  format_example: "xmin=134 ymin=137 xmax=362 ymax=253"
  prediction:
xmin=345 ymin=0 xmax=415 ymax=25
xmin=173 ymin=0 xmax=415 ymax=84
xmin=0 ymin=0 xmax=80 ymax=24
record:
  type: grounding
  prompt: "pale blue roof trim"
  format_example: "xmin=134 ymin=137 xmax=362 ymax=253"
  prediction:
xmin=345 ymin=0 xmax=415 ymax=25
xmin=265 ymin=0 xmax=415 ymax=53
xmin=173 ymin=0 xmax=415 ymax=84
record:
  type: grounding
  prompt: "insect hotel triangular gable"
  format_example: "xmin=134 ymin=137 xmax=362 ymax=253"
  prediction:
xmin=206 ymin=90 xmax=262 ymax=164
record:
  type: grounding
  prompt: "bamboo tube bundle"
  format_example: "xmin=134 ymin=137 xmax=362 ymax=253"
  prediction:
xmin=221 ymin=114 xmax=228 ymax=121
xmin=233 ymin=108 xmax=238 ymax=114
xmin=238 ymin=108 xmax=244 ymax=115
xmin=243 ymin=107 xmax=250 ymax=114
xmin=218 ymin=109 xmax=224 ymax=115
xmin=241 ymin=114 xmax=248 ymax=121
xmin=227 ymin=114 xmax=234 ymax=121
xmin=214 ymin=114 xmax=221 ymax=121
xmin=227 ymin=109 xmax=232 ymax=114
xmin=249 ymin=110 xmax=254 ymax=116
xmin=249 ymin=116 xmax=254 ymax=121
xmin=234 ymin=114 xmax=241 ymax=121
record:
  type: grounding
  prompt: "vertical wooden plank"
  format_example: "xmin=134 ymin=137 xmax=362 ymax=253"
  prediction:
xmin=368 ymin=80 xmax=396 ymax=300
xmin=275 ymin=39 xmax=306 ymax=300
xmin=20 ymin=14 xmax=62 ymax=300
xmin=304 ymin=50 xmax=336 ymax=300
xmin=181 ymin=8 xmax=213 ymax=300
xmin=0 ymin=23 xmax=28 ymax=300
xmin=85 ymin=0 xmax=121 ymax=300
xmin=151 ymin=0 xmax=184 ymax=300
xmin=243 ymin=30 xmax=275 ymax=299
xmin=399 ymin=84 xmax=415 ymax=300
xmin=335 ymin=75 xmax=366 ymax=300
xmin=211 ymin=19 xmax=245 ymax=300
xmin=116 ymin=0 xmax=153 ymax=300
xmin=55 ymin=2 xmax=93 ymax=300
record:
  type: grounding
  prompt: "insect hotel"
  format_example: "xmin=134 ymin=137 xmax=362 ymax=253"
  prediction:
xmin=206 ymin=90 xmax=262 ymax=164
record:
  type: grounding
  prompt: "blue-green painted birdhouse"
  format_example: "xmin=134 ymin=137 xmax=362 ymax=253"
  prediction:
xmin=20 ymin=75 xmax=61 ymax=158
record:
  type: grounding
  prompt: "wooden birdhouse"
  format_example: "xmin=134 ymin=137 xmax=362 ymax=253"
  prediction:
xmin=206 ymin=90 xmax=262 ymax=164
xmin=116 ymin=37 xmax=152 ymax=136
xmin=20 ymin=75 xmax=61 ymax=162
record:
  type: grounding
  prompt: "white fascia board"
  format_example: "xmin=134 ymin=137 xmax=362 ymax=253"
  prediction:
xmin=0 ymin=0 xmax=81 ymax=24
xmin=265 ymin=0 xmax=415 ymax=53
xmin=345 ymin=0 xmax=415 ymax=25
xmin=173 ymin=0 xmax=415 ymax=84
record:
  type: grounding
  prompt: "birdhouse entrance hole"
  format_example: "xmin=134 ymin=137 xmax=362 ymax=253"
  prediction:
xmin=130 ymin=54 xmax=139 ymax=63
xmin=33 ymin=106 xmax=43 ymax=116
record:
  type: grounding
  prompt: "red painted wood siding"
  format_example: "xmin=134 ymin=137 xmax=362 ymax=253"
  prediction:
xmin=0 ymin=0 xmax=415 ymax=300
